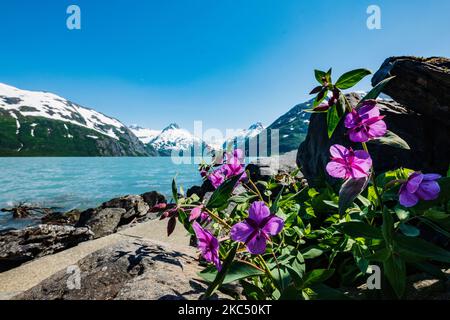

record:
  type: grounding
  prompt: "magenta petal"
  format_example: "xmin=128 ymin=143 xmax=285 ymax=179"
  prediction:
xmin=359 ymin=101 xmax=379 ymax=118
xmin=246 ymin=232 xmax=267 ymax=255
xmin=326 ymin=161 xmax=348 ymax=179
xmin=422 ymin=173 xmax=442 ymax=181
xmin=344 ymin=112 xmax=356 ymax=129
xmin=349 ymin=129 xmax=370 ymax=143
xmin=406 ymin=172 xmax=423 ymax=194
xmin=189 ymin=206 xmax=202 ymax=222
xmin=399 ymin=190 xmax=419 ymax=207
xmin=352 ymin=150 xmax=372 ymax=176
xmin=367 ymin=119 xmax=387 ymax=138
xmin=248 ymin=201 xmax=271 ymax=225
xmin=230 ymin=221 xmax=254 ymax=242
xmin=262 ymin=216 xmax=284 ymax=236
xmin=416 ymin=181 xmax=441 ymax=200
xmin=329 ymin=144 xmax=348 ymax=159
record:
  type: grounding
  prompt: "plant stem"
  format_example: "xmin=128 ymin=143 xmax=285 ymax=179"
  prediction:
xmin=361 ymin=142 xmax=384 ymax=211
xmin=204 ymin=208 xmax=231 ymax=229
xmin=247 ymin=175 xmax=264 ymax=201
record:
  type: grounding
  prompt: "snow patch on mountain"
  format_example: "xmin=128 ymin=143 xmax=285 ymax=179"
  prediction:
xmin=148 ymin=123 xmax=205 ymax=153
xmin=129 ymin=125 xmax=161 ymax=144
xmin=0 ymin=83 xmax=126 ymax=140
xmin=223 ymin=122 xmax=265 ymax=148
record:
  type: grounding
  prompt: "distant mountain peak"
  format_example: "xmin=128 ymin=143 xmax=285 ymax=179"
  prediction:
xmin=163 ymin=123 xmax=180 ymax=131
xmin=248 ymin=122 xmax=264 ymax=131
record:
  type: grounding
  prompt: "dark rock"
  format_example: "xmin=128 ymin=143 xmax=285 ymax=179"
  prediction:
xmin=246 ymin=150 xmax=300 ymax=181
xmin=76 ymin=208 xmax=125 ymax=239
xmin=41 ymin=209 xmax=81 ymax=226
xmin=102 ymin=195 xmax=149 ymax=222
xmin=186 ymin=179 xmax=215 ymax=200
xmin=297 ymin=93 xmax=450 ymax=186
xmin=0 ymin=225 xmax=93 ymax=272
xmin=140 ymin=191 xmax=166 ymax=207
xmin=372 ymin=56 xmax=450 ymax=126
xmin=14 ymin=239 xmax=239 ymax=300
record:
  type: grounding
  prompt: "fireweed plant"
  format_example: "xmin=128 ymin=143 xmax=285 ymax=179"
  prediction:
xmin=157 ymin=68 xmax=450 ymax=300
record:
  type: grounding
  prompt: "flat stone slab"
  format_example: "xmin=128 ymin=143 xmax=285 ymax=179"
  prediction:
xmin=0 ymin=219 xmax=191 ymax=299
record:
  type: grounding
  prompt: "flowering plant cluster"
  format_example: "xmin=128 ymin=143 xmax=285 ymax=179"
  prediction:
xmin=155 ymin=68 xmax=449 ymax=300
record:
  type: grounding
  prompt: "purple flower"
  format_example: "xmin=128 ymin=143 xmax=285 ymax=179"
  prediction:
xmin=344 ymin=100 xmax=387 ymax=143
xmin=192 ymin=221 xmax=222 ymax=271
xmin=189 ymin=206 xmax=210 ymax=223
xmin=208 ymin=149 xmax=247 ymax=188
xmin=208 ymin=168 xmax=226 ymax=189
xmin=224 ymin=155 xmax=245 ymax=178
xmin=231 ymin=201 xmax=284 ymax=255
xmin=399 ymin=172 xmax=441 ymax=207
xmin=326 ymin=144 xmax=372 ymax=179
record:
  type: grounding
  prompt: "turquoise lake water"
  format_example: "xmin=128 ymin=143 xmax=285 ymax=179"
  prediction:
xmin=0 ymin=157 xmax=202 ymax=230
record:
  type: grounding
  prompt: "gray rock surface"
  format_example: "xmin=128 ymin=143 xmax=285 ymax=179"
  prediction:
xmin=14 ymin=239 xmax=236 ymax=300
xmin=0 ymin=225 xmax=93 ymax=272
xmin=247 ymin=150 xmax=300 ymax=181
xmin=76 ymin=208 xmax=125 ymax=239
xmin=102 ymin=195 xmax=150 ymax=222
xmin=372 ymin=56 xmax=450 ymax=125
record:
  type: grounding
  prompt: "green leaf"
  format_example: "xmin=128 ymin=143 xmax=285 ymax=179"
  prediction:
xmin=335 ymin=69 xmax=372 ymax=90
xmin=240 ymin=280 xmax=266 ymax=300
xmin=338 ymin=221 xmax=383 ymax=239
xmin=338 ymin=177 xmax=369 ymax=215
xmin=302 ymin=269 xmax=335 ymax=287
xmin=309 ymin=284 xmax=350 ymax=300
xmin=382 ymin=208 xmax=394 ymax=245
xmin=367 ymin=248 xmax=391 ymax=262
xmin=199 ymin=261 xmax=264 ymax=285
xmin=270 ymin=185 xmax=285 ymax=213
xmin=314 ymin=70 xmax=326 ymax=84
xmin=279 ymin=285 xmax=302 ymax=300
xmin=399 ymin=223 xmax=420 ymax=237
xmin=202 ymin=244 xmax=238 ymax=299
xmin=368 ymin=130 xmax=410 ymax=150
xmin=171 ymin=176 xmax=178 ymax=204
xmin=361 ymin=76 xmax=396 ymax=102
xmin=302 ymin=247 xmax=324 ymax=259
xmin=394 ymin=234 xmax=450 ymax=263
xmin=326 ymin=104 xmax=341 ymax=139
xmin=206 ymin=173 xmax=243 ymax=209
xmin=383 ymin=254 xmax=406 ymax=298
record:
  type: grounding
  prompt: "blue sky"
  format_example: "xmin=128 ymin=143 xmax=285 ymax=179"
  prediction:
xmin=1 ymin=0 xmax=449 ymax=132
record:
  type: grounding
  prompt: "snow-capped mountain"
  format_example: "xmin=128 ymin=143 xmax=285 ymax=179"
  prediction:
xmin=223 ymin=122 xmax=265 ymax=150
xmin=129 ymin=125 xmax=161 ymax=144
xmin=0 ymin=83 xmax=149 ymax=156
xmin=144 ymin=123 xmax=210 ymax=156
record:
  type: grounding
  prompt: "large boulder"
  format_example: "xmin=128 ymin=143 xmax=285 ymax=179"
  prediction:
xmin=14 ymin=239 xmax=238 ymax=300
xmin=372 ymin=56 xmax=450 ymax=125
xmin=297 ymin=93 xmax=450 ymax=186
xmin=246 ymin=150 xmax=300 ymax=181
xmin=140 ymin=191 xmax=166 ymax=207
xmin=0 ymin=225 xmax=93 ymax=272
xmin=76 ymin=208 xmax=125 ymax=239
xmin=102 ymin=195 xmax=150 ymax=223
